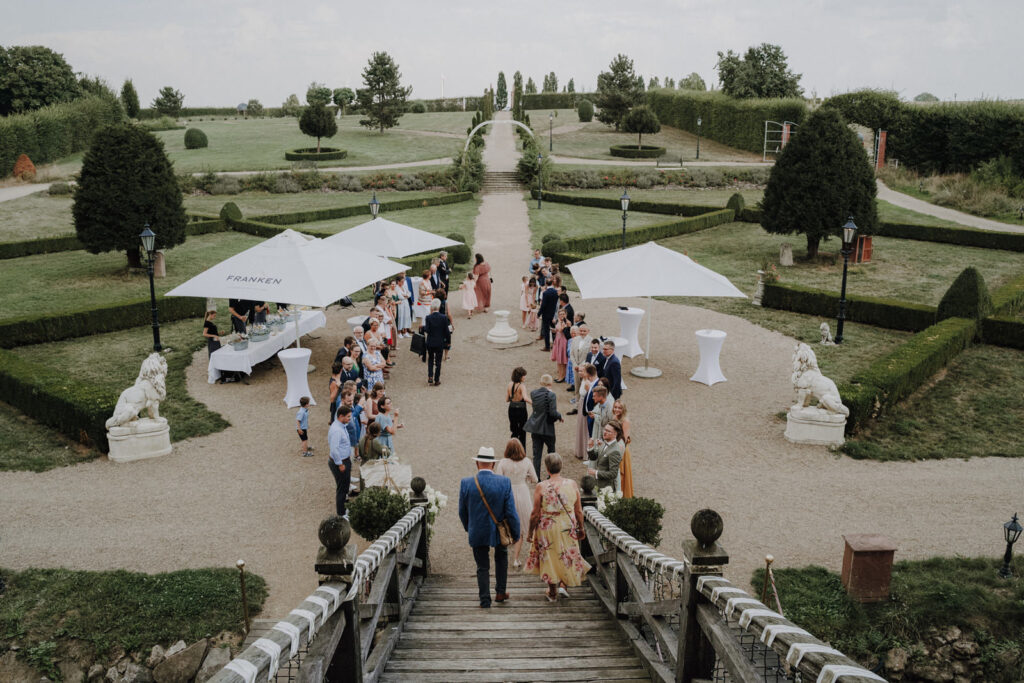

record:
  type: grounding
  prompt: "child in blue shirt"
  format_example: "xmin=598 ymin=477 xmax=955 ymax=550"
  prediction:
xmin=296 ymin=397 xmax=312 ymax=457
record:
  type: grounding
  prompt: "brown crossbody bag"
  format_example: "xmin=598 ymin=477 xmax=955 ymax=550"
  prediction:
xmin=474 ymin=475 xmax=513 ymax=547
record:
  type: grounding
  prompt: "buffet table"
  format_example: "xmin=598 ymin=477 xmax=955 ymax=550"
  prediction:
xmin=207 ymin=309 xmax=327 ymax=383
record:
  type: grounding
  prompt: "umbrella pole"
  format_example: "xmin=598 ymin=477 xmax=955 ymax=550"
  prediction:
xmin=630 ymin=295 xmax=662 ymax=378
xmin=294 ymin=314 xmax=301 ymax=349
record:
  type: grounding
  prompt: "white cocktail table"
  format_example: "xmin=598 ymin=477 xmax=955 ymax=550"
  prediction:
xmin=616 ymin=307 xmax=645 ymax=358
xmin=690 ymin=329 xmax=727 ymax=386
xmin=278 ymin=347 xmax=315 ymax=408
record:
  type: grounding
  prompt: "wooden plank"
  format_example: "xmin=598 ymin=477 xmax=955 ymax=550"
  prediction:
xmin=403 ymin=620 xmax=617 ymax=630
xmin=386 ymin=656 xmax=645 ymax=672
xmin=395 ymin=634 xmax=625 ymax=647
xmin=363 ymin=625 xmax=401 ymax=683
xmin=379 ymin=669 xmax=652 ymax=682
xmin=618 ymin=598 xmax=681 ymax=618
xmin=405 ymin=612 xmax=602 ymax=623
xmin=398 ymin=627 xmax=619 ymax=639
xmin=361 ymin=552 xmax=398 ymax=661
xmin=359 ymin=603 xmax=399 ymax=619
xmin=696 ymin=604 xmax=763 ymax=683
xmin=388 ymin=646 xmax=638 ymax=660
xmin=616 ymin=556 xmax=678 ymax=670
xmin=411 ymin=607 xmax=607 ymax=616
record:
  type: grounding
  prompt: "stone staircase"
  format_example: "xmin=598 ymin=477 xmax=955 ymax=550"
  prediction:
xmin=481 ymin=170 xmax=523 ymax=194
xmin=380 ymin=573 xmax=651 ymax=682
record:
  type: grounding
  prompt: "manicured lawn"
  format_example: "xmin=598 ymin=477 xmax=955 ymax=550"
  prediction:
xmin=183 ymin=189 xmax=448 ymax=217
xmin=298 ymin=197 xmax=482 ymax=239
xmin=0 ymin=566 xmax=266 ymax=666
xmin=751 ymin=559 xmax=1024 ymax=681
xmin=0 ymin=401 xmax=95 ymax=472
xmin=658 ymin=222 xmax=1024 ymax=307
xmin=12 ymin=319 xmax=231 ymax=449
xmin=526 ymin=200 xmax=682 ymax=246
xmin=0 ymin=192 xmax=73 ymax=241
xmin=876 ymin=199 xmax=965 ymax=227
xmin=0 ymin=232 xmax=263 ymax=321
xmin=337 ymin=111 xmax=474 ymax=136
xmin=842 ymin=344 xmax=1024 ymax=460
xmin=154 ymin=117 xmax=461 ymax=173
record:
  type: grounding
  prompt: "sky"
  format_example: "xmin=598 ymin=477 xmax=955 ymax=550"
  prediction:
xmin=2 ymin=0 xmax=1020 ymax=107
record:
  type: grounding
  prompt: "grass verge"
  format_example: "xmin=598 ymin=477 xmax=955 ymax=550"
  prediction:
xmin=526 ymin=199 xmax=681 ymax=246
xmin=182 ymin=189 xmax=447 ymax=217
xmin=0 ymin=401 xmax=95 ymax=472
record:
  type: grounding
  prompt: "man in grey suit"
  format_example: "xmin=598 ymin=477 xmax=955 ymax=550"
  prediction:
xmin=523 ymin=374 xmax=562 ymax=478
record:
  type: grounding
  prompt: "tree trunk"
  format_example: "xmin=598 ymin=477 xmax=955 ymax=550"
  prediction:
xmin=806 ymin=233 xmax=820 ymax=259
xmin=126 ymin=247 xmax=142 ymax=269
xmin=317 ymin=137 xmax=321 ymax=153
xmin=638 ymin=132 xmax=643 ymax=148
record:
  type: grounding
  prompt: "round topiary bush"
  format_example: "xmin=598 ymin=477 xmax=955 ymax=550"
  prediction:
xmin=220 ymin=202 xmax=242 ymax=223
xmin=542 ymin=239 xmax=568 ymax=257
xmin=409 ymin=102 xmax=427 ymax=114
xmin=348 ymin=487 xmax=411 ymax=541
xmin=446 ymin=233 xmax=471 ymax=264
xmin=184 ymin=128 xmax=208 ymax=149
xmin=726 ymin=192 xmax=746 ymax=216
xmin=541 ymin=232 xmax=562 ymax=244
xmin=604 ymin=496 xmax=666 ymax=546
xmin=48 ymin=181 xmax=72 ymax=195
xmin=284 ymin=148 xmax=347 ymax=161
xmin=609 ymin=144 xmax=666 ymax=159
xmin=578 ymin=99 xmax=594 ymax=123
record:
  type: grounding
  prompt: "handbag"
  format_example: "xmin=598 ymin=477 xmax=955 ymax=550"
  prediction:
xmin=409 ymin=332 xmax=425 ymax=354
xmin=474 ymin=475 xmax=513 ymax=547
xmin=555 ymin=485 xmax=584 ymax=541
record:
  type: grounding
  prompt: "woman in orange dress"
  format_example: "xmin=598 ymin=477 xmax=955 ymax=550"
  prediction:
xmin=525 ymin=452 xmax=591 ymax=601
xmin=612 ymin=400 xmax=634 ymax=497
xmin=472 ymin=253 xmax=492 ymax=312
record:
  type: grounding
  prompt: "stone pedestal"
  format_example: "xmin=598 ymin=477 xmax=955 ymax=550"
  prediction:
xmin=486 ymin=310 xmax=518 ymax=345
xmin=779 ymin=243 xmax=794 ymax=266
xmin=784 ymin=406 xmax=846 ymax=446
xmin=841 ymin=533 xmax=897 ymax=603
xmin=752 ymin=271 xmax=764 ymax=306
xmin=153 ymin=250 xmax=166 ymax=278
xmin=107 ymin=417 xmax=172 ymax=463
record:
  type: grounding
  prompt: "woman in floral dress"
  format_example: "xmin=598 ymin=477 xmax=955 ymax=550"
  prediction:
xmin=525 ymin=452 xmax=591 ymax=601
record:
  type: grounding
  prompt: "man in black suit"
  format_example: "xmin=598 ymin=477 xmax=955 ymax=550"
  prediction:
xmin=537 ymin=284 xmax=559 ymax=351
xmin=601 ymin=340 xmax=623 ymax=400
xmin=523 ymin=374 xmax=562 ymax=478
xmin=437 ymin=251 xmax=450 ymax=292
xmin=586 ymin=338 xmax=605 ymax=377
xmin=421 ymin=299 xmax=450 ymax=386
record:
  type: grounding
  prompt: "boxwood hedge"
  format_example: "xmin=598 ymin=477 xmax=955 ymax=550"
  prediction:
xmin=609 ymin=144 xmax=666 ymax=159
xmin=762 ymin=282 xmax=937 ymax=332
xmin=536 ymin=190 xmax=714 ymax=217
xmin=248 ymin=191 xmax=473 ymax=225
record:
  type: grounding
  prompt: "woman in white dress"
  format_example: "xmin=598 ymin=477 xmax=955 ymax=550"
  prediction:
xmin=395 ymin=276 xmax=412 ymax=337
xmin=496 ymin=438 xmax=538 ymax=569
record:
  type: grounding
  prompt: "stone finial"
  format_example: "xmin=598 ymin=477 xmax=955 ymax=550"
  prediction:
xmin=690 ymin=509 xmax=724 ymax=549
xmin=580 ymin=475 xmax=597 ymax=496
xmin=410 ymin=476 xmax=426 ymax=496
xmin=319 ymin=515 xmax=352 ymax=552
xmin=316 ymin=515 xmax=356 ymax=579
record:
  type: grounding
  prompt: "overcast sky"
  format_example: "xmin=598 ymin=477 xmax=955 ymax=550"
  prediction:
xmin=2 ymin=0 xmax=1019 ymax=107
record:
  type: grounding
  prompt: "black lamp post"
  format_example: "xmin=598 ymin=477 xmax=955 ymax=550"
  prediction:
xmin=369 ymin=192 xmax=380 ymax=218
xmin=696 ymin=116 xmax=702 ymax=159
xmin=620 ymin=190 xmax=631 ymax=250
xmin=537 ymin=154 xmax=543 ymax=210
xmin=549 ymin=111 xmax=554 ymax=152
xmin=835 ymin=216 xmax=858 ymax=344
xmin=1000 ymin=513 xmax=1022 ymax=578
xmin=139 ymin=224 xmax=162 ymax=352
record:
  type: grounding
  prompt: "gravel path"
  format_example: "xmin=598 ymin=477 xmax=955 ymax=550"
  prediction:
xmin=877 ymin=179 xmax=1024 ymax=233
xmin=1 ymin=113 xmax=1021 ymax=621
xmin=0 ymin=183 xmax=52 ymax=202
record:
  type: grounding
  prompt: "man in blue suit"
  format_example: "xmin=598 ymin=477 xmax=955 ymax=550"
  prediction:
xmin=459 ymin=446 xmax=521 ymax=608
xmin=601 ymin=340 xmax=623 ymax=399
xmin=537 ymin=283 xmax=559 ymax=351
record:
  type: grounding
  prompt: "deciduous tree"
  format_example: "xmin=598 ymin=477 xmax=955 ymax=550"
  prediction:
xmin=0 ymin=45 xmax=80 ymax=115
xmin=333 ymin=87 xmax=355 ymax=115
xmin=525 ymin=77 xmax=537 ymax=94
xmin=680 ymin=72 xmax=706 ymax=91
xmin=280 ymin=94 xmax=301 ymax=117
xmin=73 ymin=124 xmax=186 ymax=265
xmin=760 ymin=108 xmax=877 ymax=258
xmin=306 ymin=82 xmax=332 ymax=106
xmin=596 ymin=54 xmax=644 ymax=130
xmin=542 ymin=72 xmax=558 ymax=93
xmin=356 ymin=51 xmax=412 ymax=133
xmin=648 ymin=76 xmax=660 ymax=89
xmin=622 ymin=106 xmax=661 ymax=147
xmin=496 ymin=72 xmax=508 ymax=109
xmin=246 ymin=99 xmax=264 ymax=118
xmin=914 ymin=92 xmax=939 ymax=102
xmin=716 ymin=43 xmax=802 ymax=99
xmin=567 ymin=78 xmax=575 ymax=93
xmin=120 ymin=79 xmax=140 ymax=118
xmin=299 ymin=104 xmax=338 ymax=152
xmin=152 ymin=86 xmax=184 ymax=117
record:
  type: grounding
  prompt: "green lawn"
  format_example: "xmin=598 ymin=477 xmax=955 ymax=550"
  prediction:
xmin=526 ymin=200 xmax=681 ymax=246
xmin=298 ymin=197 xmax=481 ymax=239
xmin=12 ymin=319 xmax=230 ymax=450
xmin=153 ymin=117 xmax=461 ymax=173
xmin=0 ymin=401 xmax=94 ymax=472
xmin=842 ymin=344 xmax=1024 ymax=460
xmin=0 ymin=232 xmax=262 ymax=321
xmin=182 ymin=189 xmax=447 ymax=217
xmin=0 ymin=192 xmax=73 ymax=241
xmin=658 ymin=222 xmax=1024 ymax=307
xmin=337 ymin=111 xmax=474 ymax=136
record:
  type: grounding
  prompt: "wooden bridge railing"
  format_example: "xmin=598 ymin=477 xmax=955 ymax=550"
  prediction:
xmin=581 ymin=501 xmax=886 ymax=683
xmin=209 ymin=489 xmax=429 ymax=683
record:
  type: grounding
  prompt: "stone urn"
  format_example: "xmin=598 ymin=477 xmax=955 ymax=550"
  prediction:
xmin=486 ymin=310 xmax=518 ymax=345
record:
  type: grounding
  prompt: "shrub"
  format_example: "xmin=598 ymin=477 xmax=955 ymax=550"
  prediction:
xmin=578 ymin=99 xmax=594 ymax=122
xmin=183 ymin=128 xmax=208 ymax=149
xmin=137 ymin=116 xmax=183 ymax=132
xmin=220 ymin=202 xmax=242 ymax=223
xmin=348 ymin=487 xmax=411 ymax=541
xmin=0 ymin=234 xmax=83 ymax=259
xmin=609 ymin=144 xmax=666 ymax=159
xmin=522 ymin=92 xmax=596 ymax=109
xmin=446 ymin=233 xmax=471 ymax=264
xmin=210 ymin=176 xmax=240 ymax=195
xmin=761 ymin=282 xmax=937 ymax=332
xmin=409 ymin=101 xmax=426 ymax=113
xmin=936 ymin=267 xmax=992 ymax=322
xmin=246 ymin=99 xmax=264 ymax=118
xmin=541 ymin=239 xmax=568 ymax=257
xmin=299 ymin=103 xmax=338 ymax=153
xmin=272 ymin=176 xmax=301 ymax=193
xmin=726 ymin=192 xmax=746 ymax=214
xmin=48 ymin=181 xmax=71 ymax=195
xmin=537 ymin=190 xmax=713 ymax=218
xmin=284 ymin=148 xmax=347 ymax=162
xmin=13 ymin=153 xmax=36 ymax=181
xmin=603 ymin=496 xmax=665 ymax=546
xmin=541 ymin=232 xmax=562 ymax=244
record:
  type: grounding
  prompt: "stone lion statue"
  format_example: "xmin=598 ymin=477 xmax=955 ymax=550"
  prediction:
xmin=791 ymin=343 xmax=848 ymax=417
xmin=105 ymin=353 xmax=168 ymax=429
xmin=819 ymin=322 xmax=835 ymax=345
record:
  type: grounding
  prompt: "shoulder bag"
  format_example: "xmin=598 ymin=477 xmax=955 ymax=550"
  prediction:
xmin=474 ymin=475 xmax=513 ymax=547
xmin=508 ymin=382 xmax=526 ymax=410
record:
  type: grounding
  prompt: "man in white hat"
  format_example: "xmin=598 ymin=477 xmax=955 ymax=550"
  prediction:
xmin=458 ymin=446 xmax=521 ymax=608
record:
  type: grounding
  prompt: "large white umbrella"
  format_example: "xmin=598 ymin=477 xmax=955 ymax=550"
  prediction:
xmin=323 ymin=217 xmax=463 ymax=258
xmin=166 ymin=228 xmax=408 ymax=346
xmin=566 ymin=241 xmax=746 ymax=377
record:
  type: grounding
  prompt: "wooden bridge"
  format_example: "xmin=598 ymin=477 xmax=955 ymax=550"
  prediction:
xmin=210 ymin=484 xmax=886 ymax=683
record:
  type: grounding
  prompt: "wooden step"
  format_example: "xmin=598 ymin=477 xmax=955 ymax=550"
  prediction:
xmin=380 ymin=670 xmax=650 ymax=682
xmin=389 ymin=645 xmax=637 ymax=660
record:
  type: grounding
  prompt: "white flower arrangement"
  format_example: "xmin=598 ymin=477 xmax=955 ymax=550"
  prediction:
xmin=402 ymin=485 xmax=448 ymax=533
xmin=596 ymin=487 xmax=622 ymax=513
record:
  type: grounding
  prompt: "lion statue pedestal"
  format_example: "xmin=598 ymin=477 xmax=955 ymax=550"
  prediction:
xmin=106 ymin=352 xmax=173 ymax=463
xmin=784 ymin=343 xmax=848 ymax=447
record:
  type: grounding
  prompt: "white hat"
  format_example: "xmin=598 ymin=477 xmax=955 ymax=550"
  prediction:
xmin=474 ymin=446 xmax=496 ymax=463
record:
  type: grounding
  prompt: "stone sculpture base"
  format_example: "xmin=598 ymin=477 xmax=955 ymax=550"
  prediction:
xmin=486 ymin=310 xmax=519 ymax=345
xmin=784 ymin=407 xmax=846 ymax=447
xmin=107 ymin=417 xmax=172 ymax=463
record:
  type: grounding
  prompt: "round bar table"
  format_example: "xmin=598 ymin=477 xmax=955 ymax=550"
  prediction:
xmin=616 ymin=307 xmax=645 ymax=358
xmin=278 ymin=347 xmax=315 ymax=407
xmin=690 ymin=329 xmax=727 ymax=386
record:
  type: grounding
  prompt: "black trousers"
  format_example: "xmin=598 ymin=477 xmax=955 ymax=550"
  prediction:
xmin=328 ymin=459 xmax=351 ymax=516
xmin=508 ymin=403 xmax=528 ymax=446
xmin=530 ymin=433 xmax=556 ymax=479
xmin=472 ymin=545 xmax=508 ymax=607
xmin=539 ymin=316 xmax=552 ymax=350
xmin=427 ymin=348 xmax=443 ymax=382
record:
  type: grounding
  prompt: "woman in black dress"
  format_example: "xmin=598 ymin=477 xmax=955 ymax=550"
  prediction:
xmin=506 ymin=366 xmax=532 ymax=447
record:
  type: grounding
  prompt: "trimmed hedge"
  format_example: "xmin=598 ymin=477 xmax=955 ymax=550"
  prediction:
xmin=537 ymin=190 xmax=715 ymax=218
xmin=545 ymin=209 xmax=734 ymax=259
xmin=841 ymin=317 xmax=977 ymax=433
xmin=873 ymin=221 xmax=1024 ymax=252
xmin=0 ymin=296 xmax=206 ymax=349
xmin=284 ymin=148 xmax=348 ymax=162
xmin=610 ymin=144 xmax=666 ymax=158
xmin=138 ymin=107 xmax=238 ymax=119
xmin=981 ymin=315 xmax=1024 ymax=349
xmin=0 ymin=349 xmax=115 ymax=452
xmin=990 ymin=272 xmax=1024 ymax=314
xmin=522 ymin=93 xmax=598 ymax=110
xmin=762 ymin=282 xmax=937 ymax=332
xmin=646 ymin=90 xmax=807 ymax=155
xmin=249 ymin=191 xmax=474 ymax=225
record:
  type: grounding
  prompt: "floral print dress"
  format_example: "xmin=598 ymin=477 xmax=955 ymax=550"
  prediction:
xmin=525 ymin=478 xmax=591 ymax=586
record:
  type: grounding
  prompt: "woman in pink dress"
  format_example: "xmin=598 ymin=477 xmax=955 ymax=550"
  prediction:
xmin=473 ymin=253 xmax=492 ymax=312
xmin=459 ymin=273 xmax=478 ymax=317
xmin=496 ymin=438 xmax=538 ymax=569
xmin=550 ymin=308 xmax=569 ymax=381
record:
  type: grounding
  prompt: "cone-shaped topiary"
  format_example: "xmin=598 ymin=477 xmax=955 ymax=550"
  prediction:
xmin=184 ymin=128 xmax=208 ymax=149
xmin=726 ymin=192 xmax=745 ymax=215
xmin=937 ymin=266 xmax=992 ymax=322
xmin=219 ymin=202 xmax=242 ymax=224
xmin=13 ymin=154 xmax=36 ymax=181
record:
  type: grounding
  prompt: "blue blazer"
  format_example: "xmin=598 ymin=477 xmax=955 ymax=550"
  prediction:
xmin=603 ymin=354 xmax=622 ymax=399
xmin=459 ymin=470 xmax=521 ymax=548
xmin=539 ymin=287 xmax=559 ymax=323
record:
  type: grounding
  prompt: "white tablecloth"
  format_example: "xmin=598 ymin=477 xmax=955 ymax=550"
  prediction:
xmin=279 ymin=347 xmax=314 ymax=408
xmin=208 ymin=310 xmax=327 ymax=383
xmin=616 ymin=307 xmax=645 ymax=358
xmin=691 ymin=329 xmax=727 ymax=386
